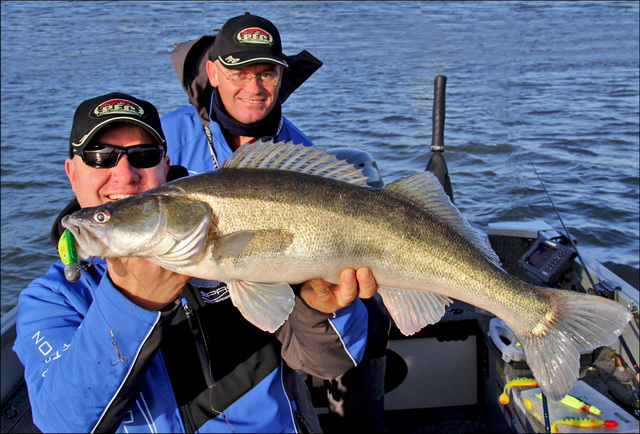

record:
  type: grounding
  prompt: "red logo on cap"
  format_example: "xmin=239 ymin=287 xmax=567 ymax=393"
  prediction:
xmin=236 ymin=27 xmax=273 ymax=45
xmin=93 ymin=99 xmax=144 ymax=117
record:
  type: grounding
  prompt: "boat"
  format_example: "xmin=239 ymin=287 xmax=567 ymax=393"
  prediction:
xmin=2 ymin=77 xmax=638 ymax=433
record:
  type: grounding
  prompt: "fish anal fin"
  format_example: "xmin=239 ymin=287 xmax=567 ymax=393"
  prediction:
xmin=378 ymin=285 xmax=452 ymax=336
xmin=227 ymin=280 xmax=295 ymax=332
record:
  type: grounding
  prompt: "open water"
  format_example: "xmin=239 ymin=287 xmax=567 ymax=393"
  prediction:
xmin=1 ymin=1 xmax=638 ymax=315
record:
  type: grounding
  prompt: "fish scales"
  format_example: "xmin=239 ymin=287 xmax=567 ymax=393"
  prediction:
xmin=143 ymin=164 xmax=560 ymax=337
xmin=174 ymin=167 xmax=493 ymax=293
xmin=62 ymin=140 xmax=632 ymax=402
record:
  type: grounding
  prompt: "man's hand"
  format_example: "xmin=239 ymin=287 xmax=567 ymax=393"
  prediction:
xmin=300 ymin=267 xmax=377 ymax=314
xmin=107 ymin=257 xmax=191 ymax=311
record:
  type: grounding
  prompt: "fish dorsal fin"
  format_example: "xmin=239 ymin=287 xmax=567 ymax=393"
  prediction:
xmin=384 ymin=171 xmax=500 ymax=265
xmin=222 ymin=139 xmax=371 ymax=187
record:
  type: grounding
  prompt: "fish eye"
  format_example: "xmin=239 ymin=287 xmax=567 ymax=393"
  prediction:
xmin=93 ymin=209 xmax=111 ymax=224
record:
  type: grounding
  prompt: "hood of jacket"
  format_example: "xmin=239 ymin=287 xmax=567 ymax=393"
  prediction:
xmin=169 ymin=35 xmax=323 ymax=128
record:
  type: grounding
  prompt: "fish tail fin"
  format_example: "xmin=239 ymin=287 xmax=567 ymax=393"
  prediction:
xmin=514 ymin=289 xmax=631 ymax=402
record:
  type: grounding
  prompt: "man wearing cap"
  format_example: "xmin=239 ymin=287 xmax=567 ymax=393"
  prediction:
xmin=161 ymin=11 xmax=320 ymax=172
xmin=161 ymin=12 xmax=390 ymax=433
xmin=13 ymin=92 xmax=377 ymax=433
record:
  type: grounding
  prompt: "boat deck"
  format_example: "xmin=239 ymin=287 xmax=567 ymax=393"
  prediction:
xmin=2 ymin=389 xmax=494 ymax=434
xmin=1 ymin=382 xmax=36 ymax=433
xmin=339 ymin=405 xmax=493 ymax=433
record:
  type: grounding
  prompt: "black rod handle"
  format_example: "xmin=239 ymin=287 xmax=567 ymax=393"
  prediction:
xmin=431 ymin=75 xmax=447 ymax=152
xmin=426 ymin=75 xmax=454 ymax=203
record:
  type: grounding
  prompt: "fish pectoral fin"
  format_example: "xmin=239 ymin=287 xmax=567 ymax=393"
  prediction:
xmin=214 ymin=231 xmax=255 ymax=259
xmin=378 ymin=286 xmax=452 ymax=336
xmin=214 ymin=229 xmax=294 ymax=259
xmin=227 ymin=280 xmax=295 ymax=333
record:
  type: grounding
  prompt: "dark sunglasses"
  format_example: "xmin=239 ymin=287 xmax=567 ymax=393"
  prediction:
xmin=74 ymin=144 xmax=164 ymax=169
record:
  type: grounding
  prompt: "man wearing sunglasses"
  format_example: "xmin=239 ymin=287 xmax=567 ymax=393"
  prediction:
xmin=161 ymin=13 xmax=390 ymax=434
xmin=14 ymin=92 xmax=376 ymax=433
xmin=66 ymin=95 xmax=170 ymax=208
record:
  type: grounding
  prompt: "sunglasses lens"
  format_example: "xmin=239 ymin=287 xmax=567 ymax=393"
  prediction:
xmin=82 ymin=149 xmax=118 ymax=168
xmin=80 ymin=145 xmax=163 ymax=169
xmin=127 ymin=147 xmax=164 ymax=168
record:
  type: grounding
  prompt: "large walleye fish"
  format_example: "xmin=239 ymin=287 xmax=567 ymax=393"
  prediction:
xmin=63 ymin=140 xmax=631 ymax=402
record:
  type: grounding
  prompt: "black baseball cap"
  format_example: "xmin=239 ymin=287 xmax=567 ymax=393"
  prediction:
xmin=210 ymin=12 xmax=288 ymax=69
xmin=69 ymin=92 xmax=166 ymax=158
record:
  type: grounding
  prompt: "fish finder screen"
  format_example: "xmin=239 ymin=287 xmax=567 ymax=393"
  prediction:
xmin=528 ymin=243 xmax=555 ymax=268
xmin=519 ymin=237 xmax=576 ymax=285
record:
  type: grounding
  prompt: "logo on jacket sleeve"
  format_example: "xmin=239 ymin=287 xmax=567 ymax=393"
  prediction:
xmin=236 ymin=27 xmax=274 ymax=45
xmin=189 ymin=278 xmax=230 ymax=303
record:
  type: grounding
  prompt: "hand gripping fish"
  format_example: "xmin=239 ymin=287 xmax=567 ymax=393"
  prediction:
xmin=62 ymin=140 xmax=632 ymax=402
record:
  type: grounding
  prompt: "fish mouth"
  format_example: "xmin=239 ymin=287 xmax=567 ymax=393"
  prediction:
xmin=61 ymin=216 xmax=107 ymax=258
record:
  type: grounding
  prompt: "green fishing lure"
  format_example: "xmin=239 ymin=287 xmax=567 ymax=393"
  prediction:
xmin=58 ymin=229 xmax=80 ymax=282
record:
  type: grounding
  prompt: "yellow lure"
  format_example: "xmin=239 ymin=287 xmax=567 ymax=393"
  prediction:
xmin=550 ymin=418 xmax=617 ymax=433
xmin=499 ymin=377 xmax=538 ymax=405
xmin=535 ymin=393 xmax=602 ymax=416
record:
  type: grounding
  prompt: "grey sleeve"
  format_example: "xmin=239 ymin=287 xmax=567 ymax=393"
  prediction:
xmin=275 ymin=295 xmax=358 ymax=380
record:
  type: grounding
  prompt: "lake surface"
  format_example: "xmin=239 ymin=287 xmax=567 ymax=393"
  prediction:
xmin=1 ymin=1 xmax=638 ymax=315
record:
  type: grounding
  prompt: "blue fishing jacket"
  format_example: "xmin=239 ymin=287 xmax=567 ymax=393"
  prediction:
xmin=14 ymin=258 xmax=368 ymax=433
xmin=161 ymin=104 xmax=314 ymax=175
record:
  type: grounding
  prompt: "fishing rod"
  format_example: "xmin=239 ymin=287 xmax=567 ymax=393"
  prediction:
xmin=531 ymin=164 xmax=599 ymax=294
xmin=531 ymin=164 xmax=639 ymax=382
xmin=426 ymin=75 xmax=454 ymax=203
xmin=532 ymin=165 xmax=603 ymax=432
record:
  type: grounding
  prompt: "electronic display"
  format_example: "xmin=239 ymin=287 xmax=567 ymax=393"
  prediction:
xmin=518 ymin=237 xmax=576 ymax=285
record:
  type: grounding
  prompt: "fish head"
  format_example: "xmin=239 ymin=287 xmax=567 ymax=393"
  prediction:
xmin=62 ymin=192 xmax=213 ymax=263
